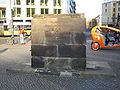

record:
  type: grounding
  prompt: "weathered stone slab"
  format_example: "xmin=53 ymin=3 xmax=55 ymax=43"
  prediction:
xmin=58 ymin=45 xmax=86 ymax=58
xmin=31 ymin=45 xmax=86 ymax=58
xmin=31 ymin=14 xmax=86 ymax=71
xmin=71 ymin=58 xmax=86 ymax=70
xmin=32 ymin=32 xmax=86 ymax=45
xmin=31 ymin=56 xmax=44 ymax=68
xmin=31 ymin=14 xmax=86 ymax=45
xmin=45 ymin=58 xmax=86 ymax=71
xmin=31 ymin=45 xmax=57 ymax=57
xmin=31 ymin=56 xmax=86 ymax=71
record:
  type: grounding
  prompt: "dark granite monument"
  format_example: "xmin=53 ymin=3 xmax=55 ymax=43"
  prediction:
xmin=31 ymin=14 xmax=86 ymax=71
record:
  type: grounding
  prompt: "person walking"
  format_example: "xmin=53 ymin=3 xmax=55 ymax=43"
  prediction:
xmin=114 ymin=32 xmax=119 ymax=44
xmin=19 ymin=28 xmax=24 ymax=44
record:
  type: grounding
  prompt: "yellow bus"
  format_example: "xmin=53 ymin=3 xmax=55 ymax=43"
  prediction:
xmin=4 ymin=29 xmax=31 ymax=36
xmin=3 ymin=25 xmax=31 ymax=36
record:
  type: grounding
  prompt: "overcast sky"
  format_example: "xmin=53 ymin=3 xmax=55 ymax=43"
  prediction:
xmin=75 ymin=0 xmax=102 ymax=21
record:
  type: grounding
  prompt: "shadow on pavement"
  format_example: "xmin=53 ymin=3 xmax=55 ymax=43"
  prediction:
xmin=0 ymin=48 xmax=8 ymax=54
xmin=101 ymin=47 xmax=120 ymax=51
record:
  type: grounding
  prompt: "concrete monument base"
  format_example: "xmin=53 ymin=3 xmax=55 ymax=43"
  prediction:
xmin=31 ymin=14 xmax=86 ymax=71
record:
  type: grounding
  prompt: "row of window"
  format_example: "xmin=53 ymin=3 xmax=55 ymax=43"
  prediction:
xmin=4 ymin=25 xmax=31 ymax=31
xmin=0 ymin=9 xmax=6 ymax=18
xmin=13 ymin=0 xmax=61 ymax=6
xmin=105 ymin=7 xmax=120 ymax=13
xmin=0 ymin=8 xmax=62 ymax=18
xmin=0 ymin=0 xmax=62 ymax=7
xmin=27 ymin=8 xmax=62 ymax=17
xmin=105 ymin=2 xmax=120 ymax=7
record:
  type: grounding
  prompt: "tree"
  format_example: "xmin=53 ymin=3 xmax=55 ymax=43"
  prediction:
xmin=91 ymin=18 xmax=98 ymax=28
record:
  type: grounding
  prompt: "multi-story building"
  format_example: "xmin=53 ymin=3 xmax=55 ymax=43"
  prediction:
xmin=102 ymin=0 xmax=120 ymax=26
xmin=0 ymin=0 xmax=76 ymax=30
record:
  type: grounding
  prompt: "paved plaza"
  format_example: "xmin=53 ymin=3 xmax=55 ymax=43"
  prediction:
xmin=0 ymin=33 xmax=120 ymax=90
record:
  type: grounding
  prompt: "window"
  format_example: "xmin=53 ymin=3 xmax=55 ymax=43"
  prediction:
xmin=27 ymin=8 xmax=30 ymax=17
xmin=113 ymin=3 xmax=116 ymax=6
xmin=0 ymin=8 xmax=6 ymax=18
xmin=26 ymin=0 xmax=30 ymax=5
xmin=70 ymin=8 xmax=72 ymax=13
xmin=27 ymin=8 xmax=35 ymax=17
xmin=113 ymin=14 xmax=115 ymax=17
xmin=53 ymin=0 xmax=61 ymax=7
xmin=24 ymin=25 xmax=31 ymax=30
xmin=113 ymin=8 xmax=116 ymax=12
xmin=105 ymin=9 xmax=107 ymax=12
xmin=26 ymin=0 xmax=35 ymax=5
xmin=40 ymin=0 xmax=48 ymax=6
xmin=41 ymin=8 xmax=49 ymax=14
xmin=58 ymin=9 xmax=61 ymax=14
xmin=54 ymin=9 xmax=56 ymax=14
xmin=14 ymin=25 xmax=22 ymax=30
xmin=13 ymin=8 xmax=21 ymax=17
xmin=119 ymin=1 xmax=120 ymax=6
xmin=25 ymin=20 xmax=31 ymax=22
xmin=14 ymin=0 xmax=21 ymax=5
xmin=58 ymin=0 xmax=61 ymax=6
xmin=31 ymin=0 xmax=34 ymax=5
xmin=4 ymin=26 xmax=8 ymax=31
xmin=53 ymin=0 xmax=56 ymax=6
xmin=105 ymin=3 xmax=107 ymax=7
xmin=54 ymin=9 xmax=61 ymax=14
xmin=13 ymin=20 xmax=23 ymax=22
xmin=118 ymin=7 xmax=120 ymax=11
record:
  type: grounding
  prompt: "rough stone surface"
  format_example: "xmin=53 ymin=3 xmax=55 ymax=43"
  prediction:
xmin=58 ymin=45 xmax=86 ymax=58
xmin=31 ymin=45 xmax=57 ymax=57
xmin=31 ymin=14 xmax=86 ymax=70
xmin=31 ymin=56 xmax=45 ymax=68
xmin=31 ymin=45 xmax=86 ymax=58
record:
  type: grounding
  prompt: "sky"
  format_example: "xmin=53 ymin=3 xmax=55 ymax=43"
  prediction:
xmin=75 ymin=0 xmax=102 ymax=21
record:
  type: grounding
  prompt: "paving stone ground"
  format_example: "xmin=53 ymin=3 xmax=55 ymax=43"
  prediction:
xmin=0 ymin=33 xmax=120 ymax=90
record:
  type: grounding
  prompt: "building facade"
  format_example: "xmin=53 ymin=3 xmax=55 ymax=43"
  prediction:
xmin=0 ymin=0 xmax=76 ymax=30
xmin=102 ymin=0 xmax=120 ymax=25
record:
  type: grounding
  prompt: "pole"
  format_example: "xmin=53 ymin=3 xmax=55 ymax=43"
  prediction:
xmin=10 ymin=0 xmax=14 ymax=44
xmin=117 ymin=13 xmax=119 ymax=27
xmin=107 ymin=17 xmax=109 ymax=26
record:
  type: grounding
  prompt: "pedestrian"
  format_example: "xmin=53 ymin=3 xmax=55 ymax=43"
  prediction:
xmin=114 ymin=32 xmax=119 ymax=44
xmin=19 ymin=28 xmax=24 ymax=44
xmin=105 ymin=30 xmax=111 ymax=45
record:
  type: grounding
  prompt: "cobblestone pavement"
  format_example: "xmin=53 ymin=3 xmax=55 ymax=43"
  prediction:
xmin=0 ymin=33 xmax=120 ymax=90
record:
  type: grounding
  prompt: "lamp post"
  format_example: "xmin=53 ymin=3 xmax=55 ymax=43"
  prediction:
xmin=9 ymin=0 xmax=14 ymax=44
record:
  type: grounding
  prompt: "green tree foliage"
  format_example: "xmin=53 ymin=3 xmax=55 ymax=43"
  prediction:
xmin=88 ymin=18 xmax=98 ymax=30
xmin=91 ymin=18 xmax=98 ymax=27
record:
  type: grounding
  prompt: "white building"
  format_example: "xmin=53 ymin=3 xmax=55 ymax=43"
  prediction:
xmin=0 ymin=0 xmax=76 ymax=30
xmin=102 ymin=0 xmax=120 ymax=25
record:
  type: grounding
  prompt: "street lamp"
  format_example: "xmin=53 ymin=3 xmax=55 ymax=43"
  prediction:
xmin=8 ymin=0 xmax=14 ymax=44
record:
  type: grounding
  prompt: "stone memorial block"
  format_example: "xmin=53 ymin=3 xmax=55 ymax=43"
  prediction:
xmin=31 ymin=14 xmax=86 ymax=71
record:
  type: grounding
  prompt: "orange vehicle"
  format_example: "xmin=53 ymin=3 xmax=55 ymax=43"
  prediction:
xmin=91 ymin=26 xmax=120 ymax=51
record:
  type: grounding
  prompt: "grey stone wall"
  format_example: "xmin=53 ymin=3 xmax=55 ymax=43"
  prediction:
xmin=31 ymin=14 xmax=86 ymax=71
